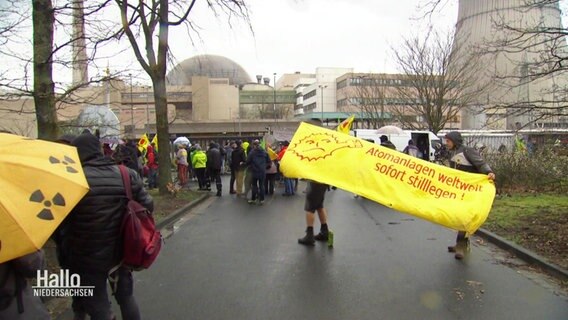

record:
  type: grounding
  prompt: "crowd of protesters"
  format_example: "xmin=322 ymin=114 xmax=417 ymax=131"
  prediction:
xmin=169 ymin=138 xmax=299 ymax=204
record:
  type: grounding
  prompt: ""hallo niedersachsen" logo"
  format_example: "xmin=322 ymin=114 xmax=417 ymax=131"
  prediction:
xmin=32 ymin=270 xmax=94 ymax=297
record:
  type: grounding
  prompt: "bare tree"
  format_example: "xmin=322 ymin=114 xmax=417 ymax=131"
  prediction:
xmin=32 ymin=0 xmax=58 ymax=140
xmin=1 ymin=0 xmax=126 ymax=140
xmin=391 ymin=27 xmax=485 ymax=134
xmin=344 ymin=74 xmax=389 ymax=129
xmin=115 ymin=0 xmax=250 ymax=194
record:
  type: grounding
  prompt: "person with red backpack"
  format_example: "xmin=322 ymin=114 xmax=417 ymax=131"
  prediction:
xmin=59 ymin=132 xmax=154 ymax=320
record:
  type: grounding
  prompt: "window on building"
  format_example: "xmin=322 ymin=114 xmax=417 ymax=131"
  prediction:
xmin=303 ymin=90 xmax=317 ymax=100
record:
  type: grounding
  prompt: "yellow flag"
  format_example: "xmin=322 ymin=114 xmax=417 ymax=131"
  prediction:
xmin=151 ymin=134 xmax=158 ymax=151
xmin=280 ymin=123 xmax=496 ymax=235
xmin=138 ymin=133 xmax=150 ymax=152
xmin=268 ymin=147 xmax=278 ymax=160
xmin=337 ymin=115 xmax=355 ymax=134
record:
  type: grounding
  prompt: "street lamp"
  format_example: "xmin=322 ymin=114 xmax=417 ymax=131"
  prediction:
xmin=235 ymin=84 xmax=242 ymax=136
xmin=273 ymin=73 xmax=277 ymax=119
xmin=319 ymin=84 xmax=327 ymax=123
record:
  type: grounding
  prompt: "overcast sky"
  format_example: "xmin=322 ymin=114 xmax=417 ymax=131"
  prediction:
xmin=163 ymin=0 xmax=459 ymax=83
xmin=2 ymin=0 xmax=566 ymax=87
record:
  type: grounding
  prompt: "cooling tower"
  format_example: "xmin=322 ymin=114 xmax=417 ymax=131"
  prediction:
xmin=454 ymin=0 xmax=567 ymax=129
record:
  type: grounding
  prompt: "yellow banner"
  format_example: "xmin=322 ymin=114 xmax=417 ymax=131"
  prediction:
xmin=280 ymin=123 xmax=496 ymax=234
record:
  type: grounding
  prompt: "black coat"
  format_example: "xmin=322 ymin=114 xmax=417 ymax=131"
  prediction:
xmin=230 ymin=146 xmax=246 ymax=170
xmin=206 ymin=146 xmax=223 ymax=170
xmin=246 ymin=147 xmax=270 ymax=179
xmin=59 ymin=158 xmax=153 ymax=273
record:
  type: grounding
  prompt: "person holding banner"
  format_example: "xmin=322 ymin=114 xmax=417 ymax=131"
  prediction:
xmin=444 ymin=131 xmax=495 ymax=260
xmin=298 ymin=181 xmax=330 ymax=246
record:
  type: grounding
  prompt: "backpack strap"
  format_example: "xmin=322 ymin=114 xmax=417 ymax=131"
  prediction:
xmin=118 ymin=165 xmax=133 ymax=201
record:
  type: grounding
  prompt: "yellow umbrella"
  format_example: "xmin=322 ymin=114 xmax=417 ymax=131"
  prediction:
xmin=0 ymin=133 xmax=89 ymax=263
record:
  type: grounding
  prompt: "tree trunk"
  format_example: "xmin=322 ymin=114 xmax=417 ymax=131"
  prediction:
xmin=32 ymin=0 xmax=58 ymax=141
xmin=152 ymin=75 xmax=172 ymax=195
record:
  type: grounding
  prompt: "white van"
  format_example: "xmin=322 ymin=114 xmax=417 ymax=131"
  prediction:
xmin=351 ymin=129 xmax=441 ymax=162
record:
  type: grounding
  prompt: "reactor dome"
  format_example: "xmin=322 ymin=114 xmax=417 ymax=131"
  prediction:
xmin=167 ymin=55 xmax=252 ymax=86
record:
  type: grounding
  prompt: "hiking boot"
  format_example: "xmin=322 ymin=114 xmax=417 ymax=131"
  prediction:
xmin=298 ymin=231 xmax=315 ymax=246
xmin=314 ymin=231 xmax=329 ymax=242
xmin=454 ymin=238 xmax=470 ymax=260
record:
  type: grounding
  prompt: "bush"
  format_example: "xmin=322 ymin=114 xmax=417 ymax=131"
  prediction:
xmin=486 ymin=149 xmax=568 ymax=194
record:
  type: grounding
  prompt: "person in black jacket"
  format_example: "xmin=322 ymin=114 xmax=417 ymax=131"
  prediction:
xmin=206 ymin=142 xmax=223 ymax=196
xmin=379 ymin=135 xmax=397 ymax=150
xmin=444 ymin=131 xmax=495 ymax=260
xmin=60 ymin=132 xmax=153 ymax=320
xmin=246 ymin=140 xmax=270 ymax=205
xmin=230 ymin=141 xmax=247 ymax=195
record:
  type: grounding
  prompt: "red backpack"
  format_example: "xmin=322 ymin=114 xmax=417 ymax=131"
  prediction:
xmin=118 ymin=165 xmax=162 ymax=270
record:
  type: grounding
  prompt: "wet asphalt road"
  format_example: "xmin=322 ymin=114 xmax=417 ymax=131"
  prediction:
xmin=125 ymin=180 xmax=567 ymax=320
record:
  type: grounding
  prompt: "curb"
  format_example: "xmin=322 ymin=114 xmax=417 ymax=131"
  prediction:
xmin=476 ymin=228 xmax=568 ymax=282
xmin=156 ymin=194 xmax=210 ymax=229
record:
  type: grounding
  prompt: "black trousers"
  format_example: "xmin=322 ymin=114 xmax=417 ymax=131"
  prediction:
xmin=264 ymin=173 xmax=276 ymax=195
xmin=209 ymin=168 xmax=222 ymax=191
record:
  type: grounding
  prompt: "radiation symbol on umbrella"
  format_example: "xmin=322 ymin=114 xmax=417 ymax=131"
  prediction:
xmin=49 ymin=155 xmax=79 ymax=173
xmin=29 ymin=190 xmax=66 ymax=221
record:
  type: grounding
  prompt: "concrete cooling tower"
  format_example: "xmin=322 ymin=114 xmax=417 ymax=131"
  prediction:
xmin=453 ymin=0 xmax=567 ymax=129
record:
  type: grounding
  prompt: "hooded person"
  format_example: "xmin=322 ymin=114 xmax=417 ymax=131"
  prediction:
xmin=206 ymin=142 xmax=223 ymax=196
xmin=402 ymin=139 xmax=421 ymax=158
xmin=245 ymin=139 xmax=270 ymax=205
xmin=444 ymin=131 xmax=495 ymax=260
xmin=58 ymin=132 xmax=154 ymax=320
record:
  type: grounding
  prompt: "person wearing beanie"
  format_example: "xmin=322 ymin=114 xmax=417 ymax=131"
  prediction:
xmin=59 ymin=132 xmax=153 ymax=320
xmin=379 ymin=135 xmax=396 ymax=150
xmin=444 ymin=131 xmax=495 ymax=260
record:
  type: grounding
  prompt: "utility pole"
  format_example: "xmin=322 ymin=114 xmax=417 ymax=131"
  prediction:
xmin=319 ymin=84 xmax=328 ymax=124
xmin=273 ymin=73 xmax=277 ymax=120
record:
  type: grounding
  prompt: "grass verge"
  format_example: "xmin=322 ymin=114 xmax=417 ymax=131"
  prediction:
xmin=485 ymin=193 xmax=568 ymax=270
xmin=148 ymin=189 xmax=202 ymax=223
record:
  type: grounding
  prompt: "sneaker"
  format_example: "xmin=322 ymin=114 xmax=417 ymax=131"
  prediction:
xmin=314 ymin=231 xmax=328 ymax=242
xmin=447 ymin=246 xmax=456 ymax=253
xmin=230 ymin=190 xmax=236 ymax=194
xmin=259 ymin=200 xmax=264 ymax=205
xmin=247 ymin=199 xmax=255 ymax=204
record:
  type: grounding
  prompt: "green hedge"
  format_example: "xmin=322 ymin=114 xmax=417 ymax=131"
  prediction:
xmin=486 ymin=150 xmax=568 ymax=194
